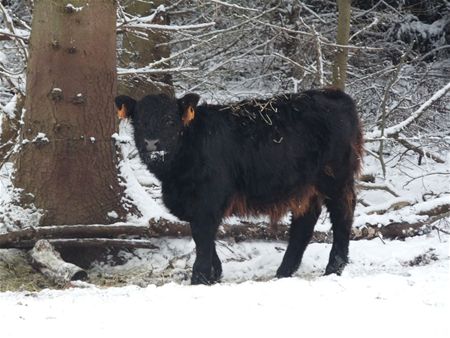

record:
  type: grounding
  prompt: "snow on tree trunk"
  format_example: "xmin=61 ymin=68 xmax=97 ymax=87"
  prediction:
xmin=14 ymin=0 xmax=128 ymax=225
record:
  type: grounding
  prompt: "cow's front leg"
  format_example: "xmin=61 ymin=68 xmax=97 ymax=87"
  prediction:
xmin=190 ymin=218 xmax=221 ymax=285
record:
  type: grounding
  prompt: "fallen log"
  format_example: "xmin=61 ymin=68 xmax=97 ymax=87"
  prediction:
xmin=14 ymin=238 xmax=160 ymax=250
xmin=0 ymin=198 xmax=448 ymax=249
xmin=0 ymin=224 xmax=155 ymax=247
xmin=30 ymin=240 xmax=87 ymax=285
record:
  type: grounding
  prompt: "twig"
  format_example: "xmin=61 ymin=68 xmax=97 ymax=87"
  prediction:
xmin=298 ymin=1 xmax=326 ymax=23
xmin=357 ymin=181 xmax=400 ymax=197
xmin=403 ymin=172 xmax=450 ymax=187
xmin=433 ymin=226 xmax=450 ymax=236
xmin=117 ymin=66 xmax=198 ymax=76
xmin=119 ymin=22 xmax=215 ymax=32
xmin=349 ymin=17 xmax=379 ymax=41
xmin=210 ymin=0 xmax=260 ymax=12
xmin=273 ymin=53 xmax=316 ymax=75
xmin=394 ymin=137 xmax=446 ymax=164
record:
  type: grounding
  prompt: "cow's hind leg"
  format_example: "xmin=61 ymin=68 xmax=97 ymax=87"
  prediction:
xmin=324 ymin=185 xmax=356 ymax=275
xmin=212 ymin=246 xmax=222 ymax=281
xmin=276 ymin=196 xmax=322 ymax=278
xmin=190 ymin=215 xmax=222 ymax=285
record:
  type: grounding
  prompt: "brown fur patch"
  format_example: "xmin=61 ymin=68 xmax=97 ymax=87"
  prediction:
xmin=182 ymin=106 xmax=195 ymax=126
xmin=117 ymin=104 xmax=127 ymax=119
xmin=225 ymin=186 xmax=319 ymax=225
xmin=343 ymin=186 xmax=356 ymax=219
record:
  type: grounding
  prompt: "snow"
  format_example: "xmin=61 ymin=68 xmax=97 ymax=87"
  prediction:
xmin=107 ymin=211 xmax=119 ymax=219
xmin=114 ymin=120 xmax=177 ymax=223
xmin=65 ymin=4 xmax=84 ymax=13
xmin=2 ymin=94 xmax=17 ymax=118
xmin=0 ymin=164 xmax=42 ymax=233
xmin=0 ymin=233 xmax=448 ymax=338
xmin=32 ymin=132 xmax=49 ymax=143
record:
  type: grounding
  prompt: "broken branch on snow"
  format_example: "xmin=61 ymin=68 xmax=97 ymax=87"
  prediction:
xmin=30 ymin=239 xmax=87 ymax=285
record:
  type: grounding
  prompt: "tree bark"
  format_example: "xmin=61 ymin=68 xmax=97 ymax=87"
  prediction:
xmin=14 ymin=0 xmax=128 ymax=225
xmin=332 ymin=0 xmax=352 ymax=90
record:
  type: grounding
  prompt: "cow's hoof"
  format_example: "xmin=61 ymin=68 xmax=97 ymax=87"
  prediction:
xmin=276 ymin=266 xmax=294 ymax=279
xmin=191 ymin=271 xmax=217 ymax=285
xmin=324 ymin=256 xmax=347 ymax=276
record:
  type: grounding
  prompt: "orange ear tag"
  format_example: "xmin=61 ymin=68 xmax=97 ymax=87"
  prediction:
xmin=118 ymin=104 xmax=127 ymax=119
xmin=182 ymin=106 xmax=195 ymax=126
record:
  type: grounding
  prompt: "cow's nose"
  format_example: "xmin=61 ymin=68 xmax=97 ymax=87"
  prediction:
xmin=145 ymin=139 xmax=160 ymax=152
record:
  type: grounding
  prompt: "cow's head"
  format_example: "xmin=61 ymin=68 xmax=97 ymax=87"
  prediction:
xmin=115 ymin=94 xmax=180 ymax=155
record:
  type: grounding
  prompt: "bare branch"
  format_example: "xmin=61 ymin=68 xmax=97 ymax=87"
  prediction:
xmin=357 ymin=181 xmax=400 ymax=197
xmin=0 ymin=3 xmax=28 ymax=60
xmin=210 ymin=0 xmax=260 ymax=12
xmin=118 ymin=66 xmax=198 ymax=76
xmin=367 ymin=81 xmax=450 ymax=139
xmin=119 ymin=22 xmax=215 ymax=33
xmin=394 ymin=137 xmax=446 ymax=164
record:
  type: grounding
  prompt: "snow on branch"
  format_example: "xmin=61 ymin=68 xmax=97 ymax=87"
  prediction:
xmin=0 ymin=3 xmax=28 ymax=59
xmin=117 ymin=66 xmax=198 ymax=76
xmin=210 ymin=0 xmax=261 ymax=12
xmin=366 ymin=81 xmax=450 ymax=139
xmin=0 ymin=29 xmax=28 ymax=42
xmin=118 ymin=22 xmax=215 ymax=32
xmin=142 ymin=35 xmax=219 ymax=70
xmin=394 ymin=137 xmax=445 ymax=164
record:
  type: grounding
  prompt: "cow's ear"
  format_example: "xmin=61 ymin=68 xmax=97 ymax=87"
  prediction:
xmin=115 ymin=95 xmax=136 ymax=119
xmin=178 ymin=93 xmax=200 ymax=126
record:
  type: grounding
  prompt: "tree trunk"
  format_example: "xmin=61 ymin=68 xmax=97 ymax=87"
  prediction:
xmin=332 ymin=0 xmax=352 ymax=90
xmin=14 ymin=0 xmax=128 ymax=225
xmin=118 ymin=0 xmax=174 ymax=99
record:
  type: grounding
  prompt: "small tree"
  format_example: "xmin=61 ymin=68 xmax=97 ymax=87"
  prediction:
xmin=332 ymin=0 xmax=352 ymax=90
xmin=14 ymin=0 xmax=128 ymax=225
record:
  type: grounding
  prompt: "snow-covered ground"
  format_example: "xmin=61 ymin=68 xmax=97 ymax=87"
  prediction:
xmin=0 ymin=232 xmax=448 ymax=338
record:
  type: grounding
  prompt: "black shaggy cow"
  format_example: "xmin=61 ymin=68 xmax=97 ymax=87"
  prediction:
xmin=115 ymin=88 xmax=363 ymax=284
